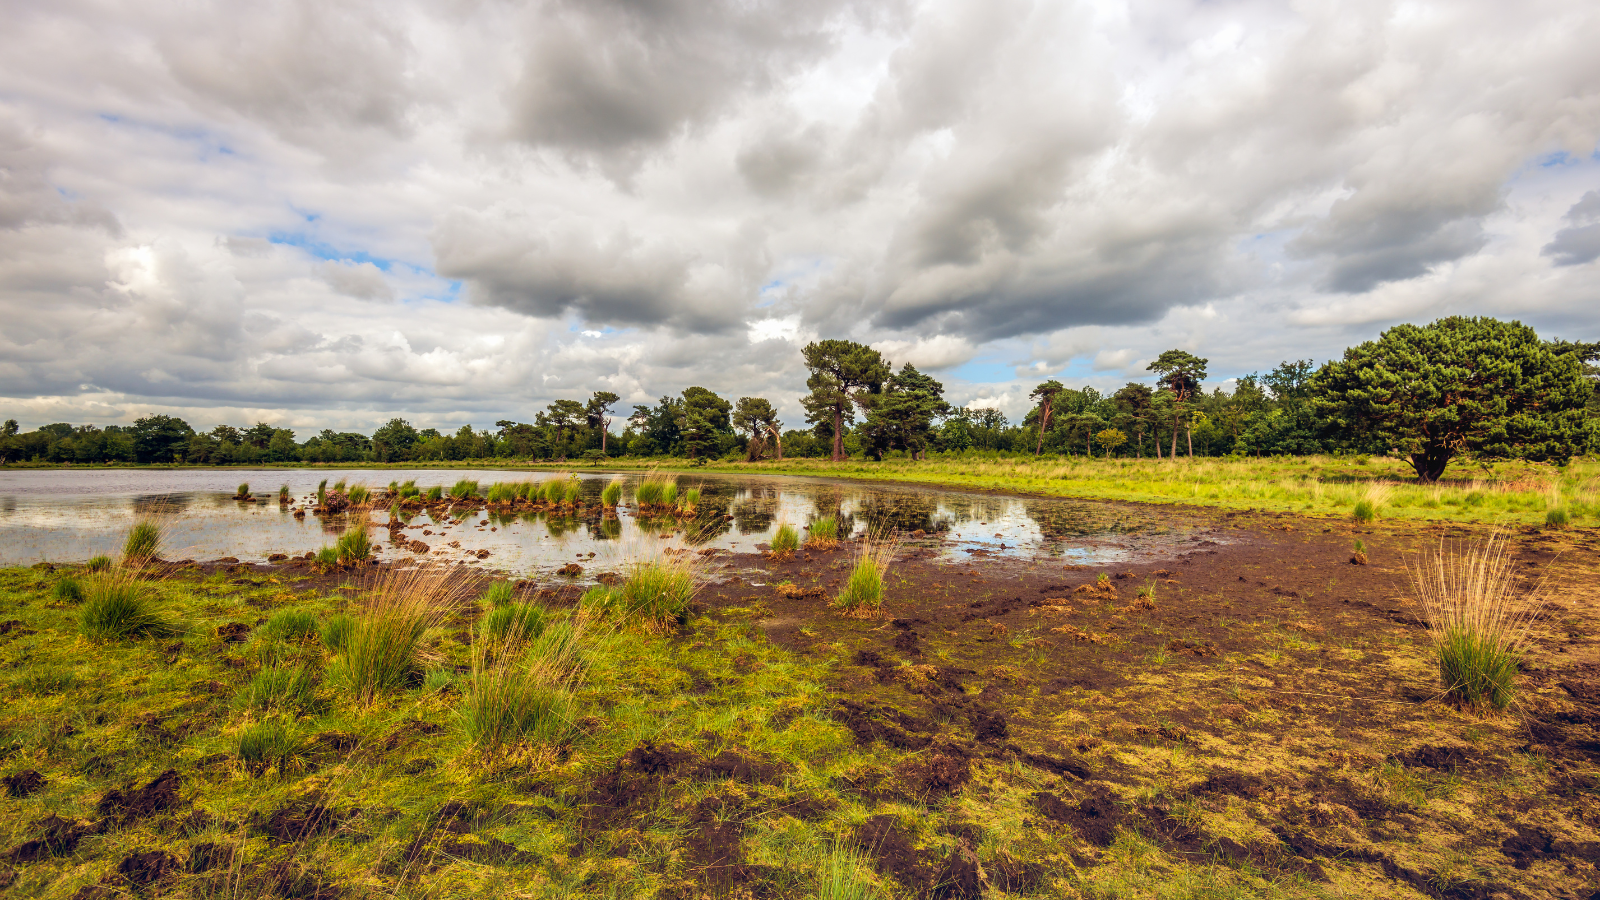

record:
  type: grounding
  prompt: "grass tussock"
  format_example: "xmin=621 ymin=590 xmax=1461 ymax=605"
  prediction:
xmin=122 ymin=519 xmax=163 ymax=567
xmin=85 ymin=554 xmax=112 ymax=572
xmin=235 ymin=664 xmax=320 ymax=714
xmin=481 ymin=580 xmax=515 ymax=608
xmin=601 ymin=477 xmax=624 ymax=508
xmin=51 ymin=576 xmax=83 ymax=602
xmin=236 ymin=482 xmax=251 ymax=498
xmin=449 ymin=479 xmax=479 ymax=501
xmin=79 ymin=572 xmax=180 ymax=640
xmin=334 ymin=565 xmax=468 ymax=705
xmin=461 ymin=606 xmax=589 ymax=754
xmin=335 ymin=527 xmax=372 ymax=566
xmin=319 ymin=613 xmax=355 ymax=652
xmin=808 ymin=515 xmax=841 ymax=550
xmin=584 ymin=553 xmax=698 ymax=631
xmin=262 ymin=609 xmax=319 ymax=642
xmin=1409 ymin=530 xmax=1545 ymax=710
xmin=770 ymin=522 xmax=801 ymax=557
xmin=834 ymin=536 xmax=898 ymax=618
xmin=236 ymin=718 xmax=306 ymax=777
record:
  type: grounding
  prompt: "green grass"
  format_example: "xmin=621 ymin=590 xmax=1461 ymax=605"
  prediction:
xmin=771 ymin=523 xmax=800 ymax=554
xmin=482 ymin=580 xmax=515 ymax=608
xmin=1412 ymin=531 xmax=1543 ymax=711
xmin=426 ymin=485 xmax=443 ymax=501
xmin=236 ymin=718 xmax=305 ymax=776
xmin=448 ymin=479 xmax=479 ymax=501
xmin=585 ymin=557 xmax=696 ymax=631
xmin=235 ymin=664 xmax=320 ymax=714
xmin=809 ymin=516 xmax=840 ymax=548
xmin=263 ymin=608 xmax=320 ymax=642
xmin=320 ymin=613 xmax=356 ymax=652
xmin=279 ymin=483 xmax=290 ymax=500
xmin=84 ymin=554 xmax=111 ymax=572
xmin=312 ymin=545 xmax=339 ymax=571
xmin=1546 ymin=507 xmax=1571 ymax=528
xmin=335 ymin=527 xmax=372 ymax=565
xmin=236 ymin=482 xmax=250 ymax=497
xmin=834 ymin=541 xmax=895 ymax=616
xmin=1353 ymin=499 xmax=1376 ymax=522
xmin=483 ymin=603 xmax=549 ymax=645
xmin=681 ymin=486 xmax=701 ymax=510
xmin=78 ymin=573 xmax=180 ymax=640
xmin=601 ymin=478 xmax=624 ymax=507
xmin=51 ymin=576 xmax=83 ymax=602
xmin=636 ymin=478 xmax=665 ymax=506
xmin=122 ymin=519 xmax=162 ymax=566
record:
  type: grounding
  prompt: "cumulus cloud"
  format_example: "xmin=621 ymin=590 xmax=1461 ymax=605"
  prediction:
xmin=1 ymin=0 xmax=1598 ymax=436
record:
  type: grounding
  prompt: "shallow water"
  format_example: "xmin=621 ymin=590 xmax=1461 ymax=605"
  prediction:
xmin=0 ymin=468 xmax=1184 ymax=574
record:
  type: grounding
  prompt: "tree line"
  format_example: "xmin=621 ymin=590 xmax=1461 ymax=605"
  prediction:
xmin=3 ymin=317 xmax=1596 ymax=482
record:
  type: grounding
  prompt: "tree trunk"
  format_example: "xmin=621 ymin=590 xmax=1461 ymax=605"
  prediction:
xmin=1035 ymin=403 xmax=1051 ymax=455
xmin=1170 ymin=410 xmax=1180 ymax=459
xmin=831 ymin=407 xmax=845 ymax=461
xmin=601 ymin=422 xmax=608 ymax=454
xmin=768 ymin=425 xmax=783 ymax=460
xmin=1186 ymin=425 xmax=1193 ymax=458
xmin=1410 ymin=446 xmax=1452 ymax=483
xmin=746 ymin=434 xmax=762 ymax=461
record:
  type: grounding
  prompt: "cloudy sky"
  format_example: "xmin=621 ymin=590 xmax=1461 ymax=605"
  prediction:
xmin=2 ymin=0 xmax=1597 ymax=436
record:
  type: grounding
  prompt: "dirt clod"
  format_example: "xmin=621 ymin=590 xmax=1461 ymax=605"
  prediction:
xmin=116 ymin=850 xmax=178 ymax=888
xmin=97 ymin=769 xmax=181 ymax=824
xmin=3 ymin=770 xmax=45 ymax=798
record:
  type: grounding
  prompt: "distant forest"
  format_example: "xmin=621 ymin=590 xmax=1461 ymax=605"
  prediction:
xmin=5 ymin=317 xmax=1597 ymax=482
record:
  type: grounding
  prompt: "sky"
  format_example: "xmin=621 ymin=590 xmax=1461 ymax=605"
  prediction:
xmin=1 ymin=0 xmax=1598 ymax=437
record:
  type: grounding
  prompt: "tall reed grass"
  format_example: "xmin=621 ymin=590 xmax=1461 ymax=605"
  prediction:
xmin=834 ymin=537 xmax=897 ymax=617
xmin=770 ymin=523 xmax=800 ymax=556
xmin=808 ymin=516 xmax=840 ymax=550
xmin=449 ymin=479 xmax=479 ymax=500
xmin=334 ymin=566 xmax=467 ymax=704
xmin=335 ymin=527 xmax=372 ymax=565
xmin=122 ymin=519 xmax=163 ymax=567
xmin=79 ymin=572 xmax=180 ymax=640
xmin=1409 ymin=531 xmax=1544 ymax=710
xmin=584 ymin=553 xmax=698 ymax=631
xmin=601 ymin=478 xmax=624 ymax=508
xmin=460 ymin=607 xmax=588 ymax=754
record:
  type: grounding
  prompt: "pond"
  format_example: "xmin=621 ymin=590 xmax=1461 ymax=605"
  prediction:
xmin=0 ymin=468 xmax=1196 ymax=575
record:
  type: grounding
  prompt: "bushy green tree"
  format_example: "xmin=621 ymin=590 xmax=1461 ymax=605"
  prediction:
xmin=677 ymin=387 xmax=733 ymax=459
xmin=1311 ymin=317 xmax=1590 ymax=481
xmin=733 ymin=397 xmax=783 ymax=460
xmin=801 ymin=340 xmax=890 ymax=461
xmin=861 ymin=364 xmax=948 ymax=460
xmin=1148 ymin=350 xmax=1208 ymax=458
xmin=131 ymin=415 xmax=194 ymax=463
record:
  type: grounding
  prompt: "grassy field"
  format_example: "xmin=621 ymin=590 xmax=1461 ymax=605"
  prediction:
xmin=574 ymin=454 xmax=1600 ymax=527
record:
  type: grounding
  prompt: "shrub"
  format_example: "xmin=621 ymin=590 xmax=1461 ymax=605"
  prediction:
xmin=237 ymin=719 xmax=305 ymax=776
xmin=1409 ymin=531 xmax=1543 ymax=710
xmin=335 ymin=527 xmax=372 ymax=565
xmin=770 ymin=523 xmax=800 ymax=556
xmin=587 ymin=557 xmax=697 ymax=631
xmin=834 ymin=539 xmax=897 ymax=617
xmin=601 ymin=478 xmax=624 ymax=508
xmin=320 ymin=614 xmax=355 ymax=652
xmin=449 ymin=479 xmax=479 ymax=500
xmin=807 ymin=516 xmax=840 ymax=550
xmin=122 ymin=519 xmax=163 ymax=566
xmin=263 ymin=609 xmax=319 ymax=642
xmin=1546 ymin=507 xmax=1571 ymax=528
xmin=85 ymin=555 xmax=112 ymax=572
xmin=236 ymin=664 xmax=319 ymax=713
xmin=482 ymin=581 xmax=515 ymax=608
xmin=484 ymin=603 xmax=549 ymax=645
xmin=335 ymin=566 xmax=466 ymax=704
xmin=79 ymin=573 xmax=179 ymax=640
xmin=52 ymin=577 xmax=84 ymax=602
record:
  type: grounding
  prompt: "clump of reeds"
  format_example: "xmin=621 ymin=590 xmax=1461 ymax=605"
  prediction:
xmin=601 ymin=477 xmax=624 ymax=510
xmin=335 ymin=527 xmax=372 ymax=566
xmin=449 ymin=479 xmax=478 ymax=501
xmin=333 ymin=566 xmax=467 ymax=705
xmin=399 ymin=479 xmax=420 ymax=499
xmin=460 ymin=606 xmax=587 ymax=754
xmin=561 ymin=476 xmax=583 ymax=508
xmin=1353 ymin=481 xmax=1393 ymax=523
xmin=317 ymin=479 xmax=328 ymax=507
xmin=1409 ymin=530 xmax=1544 ymax=711
xmin=236 ymin=482 xmax=251 ymax=499
xmin=679 ymin=486 xmax=701 ymax=515
xmin=816 ymin=844 xmax=879 ymax=900
xmin=426 ymin=485 xmax=443 ymax=501
xmin=769 ymin=523 xmax=800 ymax=559
xmin=833 ymin=536 xmax=898 ymax=618
xmin=333 ymin=479 xmax=348 ymax=493
xmin=278 ymin=484 xmax=290 ymax=503
xmin=1546 ymin=507 xmax=1571 ymax=529
xmin=312 ymin=546 xmax=339 ymax=572
xmin=807 ymin=516 xmax=840 ymax=551
xmin=1130 ymin=581 xmax=1156 ymax=611
xmin=237 ymin=718 xmax=305 ymax=777
xmin=485 ymin=482 xmax=516 ymax=504
xmin=85 ymin=555 xmax=111 ymax=572
xmin=122 ymin=519 xmax=163 ymax=567
xmin=347 ymin=485 xmax=372 ymax=506
xmin=482 ymin=581 xmax=515 ymax=608
xmin=79 ymin=572 xmax=180 ymax=640
xmin=1350 ymin=539 xmax=1368 ymax=566
xmin=661 ymin=481 xmax=679 ymax=508
xmin=635 ymin=477 xmax=664 ymax=508
xmin=584 ymin=553 xmax=698 ymax=631
xmin=52 ymin=577 xmax=84 ymax=602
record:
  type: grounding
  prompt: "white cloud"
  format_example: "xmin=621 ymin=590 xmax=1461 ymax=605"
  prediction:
xmin=0 ymin=0 xmax=1597 ymax=435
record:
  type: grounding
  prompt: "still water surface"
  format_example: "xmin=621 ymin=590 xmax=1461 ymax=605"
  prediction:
xmin=0 ymin=468 xmax=1184 ymax=574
